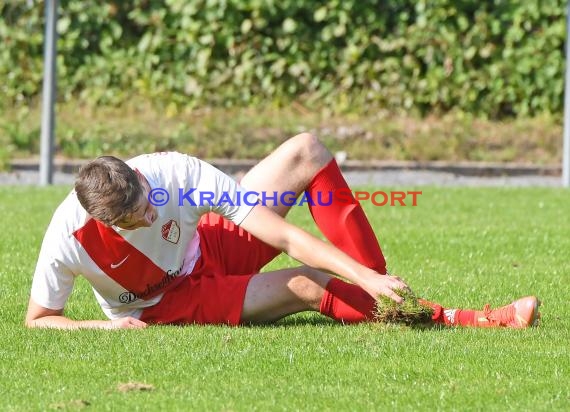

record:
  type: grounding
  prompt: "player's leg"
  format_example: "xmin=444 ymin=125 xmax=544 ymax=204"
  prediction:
xmin=241 ymin=266 xmax=380 ymax=324
xmin=239 ymin=132 xmax=333 ymax=217
xmin=240 ymin=132 xmax=387 ymax=273
xmin=240 ymin=267 xmax=328 ymax=323
xmin=240 ymin=267 xmax=541 ymax=328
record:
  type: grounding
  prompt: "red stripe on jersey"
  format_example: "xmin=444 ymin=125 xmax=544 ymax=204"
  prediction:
xmin=73 ymin=219 xmax=183 ymax=300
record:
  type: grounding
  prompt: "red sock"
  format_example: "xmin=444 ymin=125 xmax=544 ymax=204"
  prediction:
xmin=419 ymin=299 xmax=478 ymax=326
xmin=306 ymin=159 xmax=387 ymax=274
xmin=319 ymin=277 xmax=376 ymax=323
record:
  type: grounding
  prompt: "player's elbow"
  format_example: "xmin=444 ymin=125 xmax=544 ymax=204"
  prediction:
xmin=24 ymin=316 xmax=38 ymax=328
xmin=24 ymin=311 xmax=44 ymax=328
xmin=25 ymin=298 xmax=64 ymax=328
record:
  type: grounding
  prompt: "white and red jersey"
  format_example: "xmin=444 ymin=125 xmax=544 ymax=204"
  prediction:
xmin=30 ymin=152 xmax=257 ymax=319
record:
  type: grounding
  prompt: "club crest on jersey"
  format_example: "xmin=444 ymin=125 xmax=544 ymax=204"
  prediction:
xmin=161 ymin=220 xmax=180 ymax=244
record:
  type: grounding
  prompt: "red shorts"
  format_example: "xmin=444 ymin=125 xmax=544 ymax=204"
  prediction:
xmin=139 ymin=212 xmax=280 ymax=325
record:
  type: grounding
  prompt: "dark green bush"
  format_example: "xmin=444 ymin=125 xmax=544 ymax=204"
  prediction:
xmin=1 ymin=0 xmax=566 ymax=117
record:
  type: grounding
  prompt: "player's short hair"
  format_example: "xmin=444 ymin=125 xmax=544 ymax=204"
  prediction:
xmin=75 ymin=156 xmax=143 ymax=226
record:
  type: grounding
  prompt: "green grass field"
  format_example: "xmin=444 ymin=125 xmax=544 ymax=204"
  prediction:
xmin=1 ymin=186 xmax=569 ymax=411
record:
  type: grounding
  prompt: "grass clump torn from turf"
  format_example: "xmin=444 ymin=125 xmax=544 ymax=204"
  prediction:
xmin=374 ymin=289 xmax=434 ymax=326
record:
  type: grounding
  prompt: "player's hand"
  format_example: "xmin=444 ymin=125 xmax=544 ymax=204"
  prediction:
xmin=109 ymin=317 xmax=148 ymax=329
xmin=360 ymin=271 xmax=411 ymax=304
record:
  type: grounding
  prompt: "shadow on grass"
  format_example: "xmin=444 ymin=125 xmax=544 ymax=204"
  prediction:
xmin=148 ymin=313 xmax=445 ymax=330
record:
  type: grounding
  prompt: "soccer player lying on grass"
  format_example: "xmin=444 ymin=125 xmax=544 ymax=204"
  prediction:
xmin=25 ymin=133 xmax=540 ymax=329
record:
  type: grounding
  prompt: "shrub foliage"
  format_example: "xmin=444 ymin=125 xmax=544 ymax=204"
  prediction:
xmin=1 ymin=0 xmax=566 ymax=116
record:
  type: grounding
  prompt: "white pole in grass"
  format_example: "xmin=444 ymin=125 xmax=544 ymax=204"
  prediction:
xmin=39 ymin=0 xmax=58 ymax=186
xmin=563 ymin=0 xmax=570 ymax=187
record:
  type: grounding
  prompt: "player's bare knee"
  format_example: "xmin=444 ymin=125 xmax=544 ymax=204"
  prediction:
xmin=289 ymin=132 xmax=332 ymax=169
xmin=288 ymin=275 xmax=320 ymax=304
xmin=287 ymin=267 xmax=328 ymax=304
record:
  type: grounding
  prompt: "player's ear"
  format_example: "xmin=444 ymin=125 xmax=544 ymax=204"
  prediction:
xmin=133 ymin=168 xmax=149 ymax=188
xmin=134 ymin=169 xmax=148 ymax=189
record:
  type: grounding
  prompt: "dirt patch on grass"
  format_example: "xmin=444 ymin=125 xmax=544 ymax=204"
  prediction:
xmin=117 ymin=382 xmax=155 ymax=393
xmin=50 ymin=399 xmax=90 ymax=409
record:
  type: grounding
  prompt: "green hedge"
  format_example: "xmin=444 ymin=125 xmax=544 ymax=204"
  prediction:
xmin=1 ymin=0 xmax=567 ymax=117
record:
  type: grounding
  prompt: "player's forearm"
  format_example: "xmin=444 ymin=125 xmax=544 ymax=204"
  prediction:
xmin=25 ymin=315 xmax=115 ymax=330
xmin=283 ymin=226 xmax=375 ymax=286
xmin=240 ymin=205 xmax=376 ymax=287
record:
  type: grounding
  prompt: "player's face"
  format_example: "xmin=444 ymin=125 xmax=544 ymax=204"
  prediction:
xmin=115 ymin=172 xmax=157 ymax=230
xmin=116 ymin=195 xmax=156 ymax=230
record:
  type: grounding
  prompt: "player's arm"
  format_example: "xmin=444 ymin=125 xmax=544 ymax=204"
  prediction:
xmin=28 ymin=220 xmax=148 ymax=330
xmin=239 ymin=204 xmax=409 ymax=303
xmin=25 ymin=298 xmax=147 ymax=329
